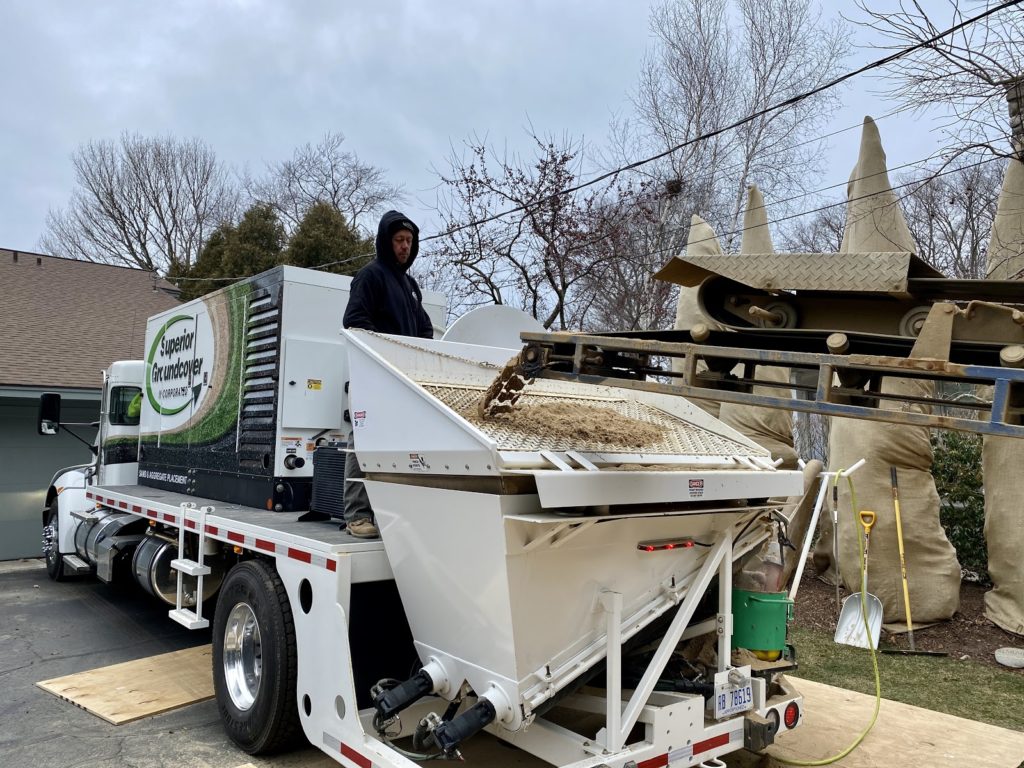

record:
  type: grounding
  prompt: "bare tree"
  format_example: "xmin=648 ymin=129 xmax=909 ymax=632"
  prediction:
xmin=610 ymin=0 xmax=850 ymax=250
xmin=897 ymin=154 xmax=1004 ymax=278
xmin=583 ymin=186 xmax=681 ymax=331
xmin=245 ymin=132 xmax=403 ymax=235
xmin=778 ymin=198 xmax=847 ymax=252
xmin=430 ymin=132 xmax=649 ymax=330
xmin=42 ymin=133 xmax=238 ymax=274
xmin=855 ymin=0 xmax=1024 ymax=154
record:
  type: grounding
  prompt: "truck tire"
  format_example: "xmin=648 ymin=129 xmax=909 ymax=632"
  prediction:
xmin=212 ymin=559 xmax=302 ymax=754
xmin=44 ymin=501 xmax=65 ymax=582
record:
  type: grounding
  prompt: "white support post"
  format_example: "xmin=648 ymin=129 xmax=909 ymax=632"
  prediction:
xmin=717 ymin=528 xmax=733 ymax=672
xmin=600 ymin=590 xmax=624 ymax=752
xmin=789 ymin=459 xmax=865 ymax=601
xmin=616 ymin=534 xmax=731 ymax=746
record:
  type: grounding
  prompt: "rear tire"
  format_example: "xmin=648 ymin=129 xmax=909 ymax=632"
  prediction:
xmin=44 ymin=501 xmax=65 ymax=582
xmin=212 ymin=559 xmax=302 ymax=754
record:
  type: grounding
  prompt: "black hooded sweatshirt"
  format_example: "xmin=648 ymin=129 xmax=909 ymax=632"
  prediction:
xmin=343 ymin=210 xmax=433 ymax=338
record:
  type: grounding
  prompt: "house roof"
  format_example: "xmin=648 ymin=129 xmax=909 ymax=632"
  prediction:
xmin=1 ymin=249 xmax=181 ymax=389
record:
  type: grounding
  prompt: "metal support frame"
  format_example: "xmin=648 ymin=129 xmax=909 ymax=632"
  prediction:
xmin=598 ymin=530 xmax=734 ymax=752
xmin=520 ymin=332 xmax=1024 ymax=439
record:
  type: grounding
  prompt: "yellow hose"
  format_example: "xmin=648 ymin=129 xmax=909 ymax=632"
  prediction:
xmin=772 ymin=471 xmax=881 ymax=767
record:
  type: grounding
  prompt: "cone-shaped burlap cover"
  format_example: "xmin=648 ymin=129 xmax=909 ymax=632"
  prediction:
xmin=672 ymin=214 xmax=724 ymax=331
xmin=718 ymin=187 xmax=797 ymax=468
xmin=986 ymin=156 xmax=1024 ymax=281
xmin=671 ymin=215 xmax=726 ymax=416
xmin=818 ymin=117 xmax=961 ymax=626
xmin=839 ymin=117 xmax=916 ymax=253
xmin=982 ymin=156 xmax=1024 ymax=635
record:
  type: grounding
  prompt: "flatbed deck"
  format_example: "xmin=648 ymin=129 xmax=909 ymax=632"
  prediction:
xmin=88 ymin=484 xmax=392 ymax=583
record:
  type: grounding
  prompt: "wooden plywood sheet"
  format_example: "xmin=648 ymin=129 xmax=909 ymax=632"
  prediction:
xmin=755 ymin=676 xmax=1024 ymax=768
xmin=37 ymin=644 xmax=213 ymax=725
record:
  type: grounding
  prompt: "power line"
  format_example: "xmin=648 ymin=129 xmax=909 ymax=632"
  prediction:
xmin=648 ymin=151 xmax=1008 ymax=260
xmin=173 ymin=1 xmax=1020 ymax=288
xmin=171 ymin=146 xmax=1002 ymax=285
xmin=420 ymin=0 xmax=1022 ymax=244
xmin=170 ymin=252 xmax=371 ymax=282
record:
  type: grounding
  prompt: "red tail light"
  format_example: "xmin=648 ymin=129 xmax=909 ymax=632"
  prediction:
xmin=783 ymin=701 xmax=800 ymax=729
xmin=637 ymin=537 xmax=696 ymax=552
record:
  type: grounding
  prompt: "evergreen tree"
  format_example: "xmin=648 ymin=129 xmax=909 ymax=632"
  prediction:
xmin=286 ymin=201 xmax=373 ymax=275
xmin=221 ymin=204 xmax=286 ymax=278
xmin=173 ymin=224 xmax=233 ymax=301
xmin=171 ymin=204 xmax=286 ymax=300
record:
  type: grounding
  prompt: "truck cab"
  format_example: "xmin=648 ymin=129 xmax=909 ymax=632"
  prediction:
xmin=40 ymin=360 xmax=144 ymax=579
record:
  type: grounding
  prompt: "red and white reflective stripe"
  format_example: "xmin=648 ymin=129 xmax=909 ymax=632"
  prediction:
xmin=638 ymin=727 xmax=742 ymax=767
xmin=206 ymin=526 xmax=337 ymax=572
xmin=85 ymin=490 xmax=337 ymax=572
xmin=322 ymin=732 xmax=373 ymax=768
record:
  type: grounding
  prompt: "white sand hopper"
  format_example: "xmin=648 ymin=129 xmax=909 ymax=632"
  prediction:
xmin=342 ymin=329 xmax=807 ymax=767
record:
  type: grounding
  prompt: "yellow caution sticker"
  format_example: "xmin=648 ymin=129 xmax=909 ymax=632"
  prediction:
xmin=307 ymin=379 xmax=322 ymax=390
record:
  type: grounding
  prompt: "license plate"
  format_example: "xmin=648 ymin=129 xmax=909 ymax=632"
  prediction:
xmin=713 ymin=680 xmax=753 ymax=719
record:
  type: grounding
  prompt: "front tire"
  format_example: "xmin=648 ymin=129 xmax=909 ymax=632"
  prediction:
xmin=212 ymin=559 xmax=302 ymax=754
xmin=44 ymin=500 xmax=65 ymax=582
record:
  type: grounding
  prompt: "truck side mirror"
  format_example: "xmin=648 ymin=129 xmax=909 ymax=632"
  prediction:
xmin=39 ymin=392 xmax=62 ymax=435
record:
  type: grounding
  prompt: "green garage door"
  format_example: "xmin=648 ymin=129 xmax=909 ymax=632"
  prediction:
xmin=0 ymin=394 xmax=98 ymax=561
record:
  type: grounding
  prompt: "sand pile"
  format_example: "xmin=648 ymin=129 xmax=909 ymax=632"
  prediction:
xmin=470 ymin=400 xmax=667 ymax=448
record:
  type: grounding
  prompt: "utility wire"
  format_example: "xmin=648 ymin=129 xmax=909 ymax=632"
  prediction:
xmin=645 ymin=151 xmax=1007 ymax=261
xmin=172 ymin=108 xmax=920 ymax=284
xmin=420 ymin=0 xmax=1023 ymax=244
xmin=172 ymin=1 xmax=1020 ymax=285
xmin=170 ymin=146 xmax=1003 ymax=284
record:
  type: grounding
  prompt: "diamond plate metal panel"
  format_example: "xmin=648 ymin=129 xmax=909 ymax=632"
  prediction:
xmin=684 ymin=252 xmax=917 ymax=292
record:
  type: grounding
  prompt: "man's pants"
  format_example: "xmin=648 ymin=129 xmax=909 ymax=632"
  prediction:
xmin=343 ymin=427 xmax=372 ymax=524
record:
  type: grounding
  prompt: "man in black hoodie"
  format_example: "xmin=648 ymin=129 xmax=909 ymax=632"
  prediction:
xmin=341 ymin=211 xmax=434 ymax=538
xmin=343 ymin=210 xmax=433 ymax=338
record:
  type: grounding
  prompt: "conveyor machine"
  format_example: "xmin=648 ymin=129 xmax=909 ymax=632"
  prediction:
xmin=343 ymin=330 xmax=806 ymax=766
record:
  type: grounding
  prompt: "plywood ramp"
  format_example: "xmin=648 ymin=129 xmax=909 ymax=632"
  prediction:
xmin=37 ymin=649 xmax=1024 ymax=767
xmin=37 ymin=644 xmax=213 ymax=725
xmin=757 ymin=676 xmax=1024 ymax=768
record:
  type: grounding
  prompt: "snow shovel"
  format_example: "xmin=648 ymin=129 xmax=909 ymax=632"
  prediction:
xmin=835 ymin=509 xmax=883 ymax=650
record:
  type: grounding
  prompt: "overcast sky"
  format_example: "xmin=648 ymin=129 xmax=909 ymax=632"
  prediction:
xmin=1 ymin=1 xmax=958 ymax=255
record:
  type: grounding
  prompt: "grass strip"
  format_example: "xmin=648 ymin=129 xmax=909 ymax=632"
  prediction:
xmin=789 ymin=625 xmax=1024 ymax=731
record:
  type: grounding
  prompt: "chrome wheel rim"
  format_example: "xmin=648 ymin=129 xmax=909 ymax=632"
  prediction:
xmin=223 ymin=601 xmax=262 ymax=711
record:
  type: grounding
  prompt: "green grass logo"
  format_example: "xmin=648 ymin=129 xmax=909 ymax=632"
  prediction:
xmin=146 ymin=313 xmax=210 ymax=416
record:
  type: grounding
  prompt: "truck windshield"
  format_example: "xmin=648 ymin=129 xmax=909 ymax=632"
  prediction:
xmin=110 ymin=386 xmax=143 ymax=426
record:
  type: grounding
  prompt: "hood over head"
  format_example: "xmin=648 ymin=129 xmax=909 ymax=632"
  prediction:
xmin=376 ymin=210 xmax=420 ymax=270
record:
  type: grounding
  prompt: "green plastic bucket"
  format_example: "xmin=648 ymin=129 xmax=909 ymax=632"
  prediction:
xmin=732 ymin=588 xmax=793 ymax=652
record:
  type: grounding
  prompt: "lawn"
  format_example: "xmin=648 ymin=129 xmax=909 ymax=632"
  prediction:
xmin=789 ymin=625 xmax=1024 ymax=732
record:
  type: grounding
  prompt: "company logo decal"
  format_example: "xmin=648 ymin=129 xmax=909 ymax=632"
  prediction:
xmin=146 ymin=313 xmax=214 ymax=417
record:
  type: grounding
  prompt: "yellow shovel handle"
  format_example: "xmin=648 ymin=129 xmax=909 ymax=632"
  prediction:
xmin=859 ymin=509 xmax=876 ymax=535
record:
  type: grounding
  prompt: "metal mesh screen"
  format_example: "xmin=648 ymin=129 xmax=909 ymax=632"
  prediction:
xmin=422 ymin=384 xmax=754 ymax=456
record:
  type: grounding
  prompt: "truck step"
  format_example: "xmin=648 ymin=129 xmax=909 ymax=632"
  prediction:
xmin=168 ymin=608 xmax=209 ymax=630
xmin=62 ymin=554 xmax=92 ymax=574
xmin=71 ymin=509 xmax=102 ymax=523
xmin=170 ymin=558 xmax=211 ymax=577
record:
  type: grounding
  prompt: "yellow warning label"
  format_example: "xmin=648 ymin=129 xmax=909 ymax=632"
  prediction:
xmin=306 ymin=379 xmax=322 ymax=391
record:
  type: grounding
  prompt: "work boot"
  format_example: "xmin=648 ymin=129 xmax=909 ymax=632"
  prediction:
xmin=347 ymin=518 xmax=380 ymax=539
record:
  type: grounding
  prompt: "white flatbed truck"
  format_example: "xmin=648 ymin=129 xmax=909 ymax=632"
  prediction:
xmin=39 ymin=265 xmax=807 ymax=768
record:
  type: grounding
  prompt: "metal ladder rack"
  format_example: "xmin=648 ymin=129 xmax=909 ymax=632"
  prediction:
xmin=168 ymin=503 xmax=212 ymax=630
xmin=517 ymin=330 xmax=1024 ymax=440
